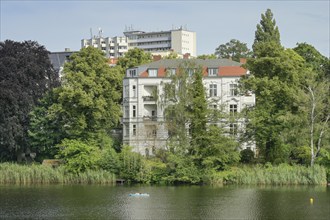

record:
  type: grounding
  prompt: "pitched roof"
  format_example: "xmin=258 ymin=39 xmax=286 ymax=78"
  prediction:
xmin=129 ymin=58 xmax=247 ymax=78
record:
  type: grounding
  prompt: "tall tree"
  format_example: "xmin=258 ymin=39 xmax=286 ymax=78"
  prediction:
xmin=28 ymin=47 xmax=122 ymax=158
xmin=252 ymin=9 xmax=281 ymax=56
xmin=215 ymin=39 xmax=252 ymax=62
xmin=0 ymin=40 xmax=58 ymax=161
xmin=293 ymin=43 xmax=330 ymax=166
xmin=161 ymin=60 xmax=240 ymax=170
xmin=161 ymin=61 xmax=196 ymax=152
xmin=242 ymin=9 xmax=306 ymax=163
xmin=189 ymin=69 xmax=208 ymax=155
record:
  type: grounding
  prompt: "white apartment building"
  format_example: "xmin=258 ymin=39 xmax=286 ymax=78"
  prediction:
xmin=122 ymin=59 xmax=256 ymax=156
xmin=81 ymin=36 xmax=128 ymax=58
xmin=124 ymin=27 xmax=196 ymax=57
xmin=81 ymin=27 xmax=196 ymax=58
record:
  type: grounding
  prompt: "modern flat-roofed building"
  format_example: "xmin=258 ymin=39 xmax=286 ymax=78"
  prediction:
xmin=81 ymin=26 xmax=196 ymax=58
xmin=81 ymin=36 xmax=128 ymax=58
xmin=122 ymin=58 xmax=255 ymax=156
xmin=124 ymin=26 xmax=196 ymax=57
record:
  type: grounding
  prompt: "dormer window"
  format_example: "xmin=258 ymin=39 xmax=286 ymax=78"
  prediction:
xmin=148 ymin=69 xmax=158 ymax=77
xmin=167 ymin=68 xmax=176 ymax=76
xmin=208 ymin=68 xmax=218 ymax=76
xmin=128 ymin=69 xmax=137 ymax=77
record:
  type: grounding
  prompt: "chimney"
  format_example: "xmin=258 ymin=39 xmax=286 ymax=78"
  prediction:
xmin=240 ymin=58 xmax=247 ymax=64
xmin=153 ymin=55 xmax=162 ymax=61
xmin=183 ymin=53 xmax=190 ymax=59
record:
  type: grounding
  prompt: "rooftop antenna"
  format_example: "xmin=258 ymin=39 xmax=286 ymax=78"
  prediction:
xmin=98 ymin=27 xmax=103 ymax=38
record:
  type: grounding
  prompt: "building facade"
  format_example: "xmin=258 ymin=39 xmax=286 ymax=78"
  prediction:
xmin=81 ymin=36 xmax=128 ymax=58
xmin=81 ymin=27 xmax=196 ymax=58
xmin=122 ymin=59 xmax=255 ymax=156
xmin=124 ymin=27 xmax=196 ymax=57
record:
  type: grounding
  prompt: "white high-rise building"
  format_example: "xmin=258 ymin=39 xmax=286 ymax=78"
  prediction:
xmin=81 ymin=36 xmax=128 ymax=58
xmin=81 ymin=26 xmax=196 ymax=58
xmin=122 ymin=58 xmax=255 ymax=156
xmin=124 ymin=26 xmax=196 ymax=57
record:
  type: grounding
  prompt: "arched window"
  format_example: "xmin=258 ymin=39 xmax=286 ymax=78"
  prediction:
xmin=145 ymin=148 xmax=149 ymax=157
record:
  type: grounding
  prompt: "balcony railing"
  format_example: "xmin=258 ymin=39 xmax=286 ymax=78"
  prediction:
xmin=142 ymin=96 xmax=156 ymax=101
xmin=143 ymin=116 xmax=157 ymax=121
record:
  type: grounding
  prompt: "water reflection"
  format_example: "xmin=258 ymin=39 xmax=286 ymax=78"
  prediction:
xmin=0 ymin=184 xmax=328 ymax=219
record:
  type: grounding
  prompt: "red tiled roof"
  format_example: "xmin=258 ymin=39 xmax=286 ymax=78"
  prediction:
xmin=219 ymin=66 xmax=247 ymax=76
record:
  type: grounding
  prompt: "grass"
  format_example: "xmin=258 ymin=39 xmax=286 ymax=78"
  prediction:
xmin=0 ymin=163 xmax=116 ymax=185
xmin=206 ymin=164 xmax=327 ymax=185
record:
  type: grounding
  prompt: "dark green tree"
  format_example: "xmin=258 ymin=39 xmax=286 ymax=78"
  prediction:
xmin=0 ymin=40 xmax=58 ymax=161
xmin=252 ymin=9 xmax=281 ymax=56
xmin=215 ymin=39 xmax=252 ymax=62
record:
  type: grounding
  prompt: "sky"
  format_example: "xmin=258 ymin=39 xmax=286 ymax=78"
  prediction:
xmin=1 ymin=0 xmax=329 ymax=57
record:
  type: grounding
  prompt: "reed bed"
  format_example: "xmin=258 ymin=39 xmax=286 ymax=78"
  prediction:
xmin=0 ymin=163 xmax=116 ymax=185
xmin=208 ymin=164 xmax=327 ymax=185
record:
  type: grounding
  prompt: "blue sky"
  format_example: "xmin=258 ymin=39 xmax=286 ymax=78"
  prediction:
xmin=1 ymin=0 xmax=329 ymax=57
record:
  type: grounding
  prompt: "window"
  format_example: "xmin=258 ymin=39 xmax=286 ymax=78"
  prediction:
xmin=133 ymin=124 xmax=136 ymax=136
xmin=209 ymin=104 xmax=217 ymax=110
xmin=187 ymin=68 xmax=196 ymax=76
xmin=230 ymin=84 xmax=238 ymax=96
xmin=230 ymin=104 xmax=238 ymax=115
xmin=145 ymin=148 xmax=149 ymax=157
xmin=132 ymin=105 xmax=136 ymax=118
xmin=124 ymin=106 xmax=129 ymax=118
xmin=167 ymin=68 xmax=176 ymax=76
xmin=230 ymin=123 xmax=238 ymax=136
xmin=152 ymin=129 xmax=157 ymax=137
xmin=148 ymin=69 xmax=158 ymax=77
xmin=124 ymin=85 xmax=129 ymax=97
xmin=132 ymin=85 xmax=136 ymax=97
xmin=129 ymin=69 xmax=136 ymax=77
xmin=124 ymin=124 xmax=129 ymax=137
xmin=209 ymin=84 xmax=217 ymax=97
xmin=208 ymin=68 xmax=218 ymax=76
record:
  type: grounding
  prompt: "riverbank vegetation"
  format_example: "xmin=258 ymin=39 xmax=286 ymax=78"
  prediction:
xmin=0 ymin=163 xmax=115 ymax=184
xmin=0 ymin=9 xmax=329 ymax=186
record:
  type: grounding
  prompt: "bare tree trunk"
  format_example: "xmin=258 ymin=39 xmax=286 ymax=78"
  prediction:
xmin=308 ymin=86 xmax=316 ymax=167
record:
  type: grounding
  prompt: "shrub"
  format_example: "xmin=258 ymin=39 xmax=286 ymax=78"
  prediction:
xmin=240 ymin=149 xmax=255 ymax=164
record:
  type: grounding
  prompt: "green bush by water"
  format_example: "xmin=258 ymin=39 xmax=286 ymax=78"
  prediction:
xmin=206 ymin=164 xmax=327 ymax=185
xmin=0 ymin=163 xmax=116 ymax=184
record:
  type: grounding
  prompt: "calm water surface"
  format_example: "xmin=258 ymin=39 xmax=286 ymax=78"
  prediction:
xmin=0 ymin=184 xmax=329 ymax=219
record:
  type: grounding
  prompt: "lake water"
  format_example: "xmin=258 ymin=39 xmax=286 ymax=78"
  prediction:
xmin=0 ymin=184 xmax=329 ymax=219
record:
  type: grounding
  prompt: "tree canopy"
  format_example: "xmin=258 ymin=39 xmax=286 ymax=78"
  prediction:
xmin=116 ymin=48 xmax=153 ymax=69
xmin=0 ymin=40 xmax=58 ymax=161
xmin=252 ymin=9 xmax=281 ymax=56
xmin=28 ymin=47 xmax=123 ymax=160
xmin=215 ymin=39 xmax=252 ymax=62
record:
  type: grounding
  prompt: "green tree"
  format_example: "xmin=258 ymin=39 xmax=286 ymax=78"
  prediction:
xmin=252 ymin=9 xmax=281 ymax=56
xmin=197 ymin=54 xmax=217 ymax=59
xmin=28 ymin=47 xmax=122 ymax=157
xmin=189 ymin=70 xmax=208 ymax=154
xmin=0 ymin=40 xmax=58 ymax=161
xmin=161 ymin=60 xmax=241 ymax=171
xmin=241 ymin=9 xmax=307 ymax=163
xmin=215 ymin=39 xmax=252 ymax=62
xmin=161 ymin=61 xmax=197 ymax=152
xmin=56 ymin=139 xmax=101 ymax=174
xmin=116 ymin=48 xmax=152 ymax=69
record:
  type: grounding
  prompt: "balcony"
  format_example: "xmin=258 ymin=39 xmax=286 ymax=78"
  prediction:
xmin=143 ymin=96 xmax=156 ymax=102
xmin=143 ymin=115 xmax=157 ymax=121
